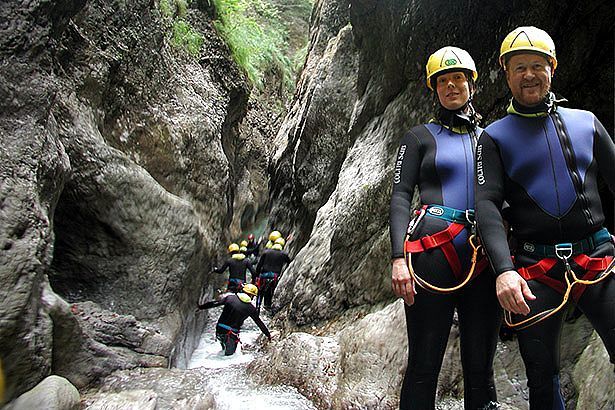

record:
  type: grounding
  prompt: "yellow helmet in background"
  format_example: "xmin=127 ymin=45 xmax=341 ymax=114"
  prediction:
xmin=269 ymin=231 xmax=282 ymax=242
xmin=228 ymin=243 xmax=240 ymax=253
xmin=499 ymin=26 xmax=557 ymax=70
xmin=239 ymin=246 xmax=247 ymax=253
xmin=242 ymin=283 xmax=258 ymax=297
xmin=240 ymin=240 xmax=248 ymax=247
xmin=272 ymin=243 xmax=283 ymax=251
xmin=274 ymin=237 xmax=285 ymax=247
xmin=426 ymin=46 xmax=478 ymax=90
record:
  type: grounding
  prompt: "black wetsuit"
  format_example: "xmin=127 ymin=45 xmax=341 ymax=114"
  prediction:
xmin=246 ymin=240 xmax=260 ymax=260
xmin=256 ymin=249 xmax=291 ymax=309
xmin=214 ymin=254 xmax=255 ymax=292
xmin=199 ymin=293 xmax=270 ymax=355
xmin=390 ymin=111 xmax=502 ymax=410
xmin=475 ymin=96 xmax=615 ymax=409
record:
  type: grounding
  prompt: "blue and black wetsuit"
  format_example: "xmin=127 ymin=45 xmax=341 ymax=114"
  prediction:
xmin=214 ymin=253 xmax=256 ymax=292
xmin=475 ymin=95 xmax=615 ymax=409
xmin=255 ymin=249 xmax=291 ymax=309
xmin=199 ymin=293 xmax=270 ymax=355
xmin=390 ymin=110 xmax=502 ymax=410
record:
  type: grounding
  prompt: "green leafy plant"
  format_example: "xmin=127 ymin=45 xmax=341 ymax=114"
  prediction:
xmin=160 ymin=0 xmax=204 ymax=57
xmin=172 ymin=20 xmax=204 ymax=57
xmin=211 ymin=0 xmax=294 ymax=91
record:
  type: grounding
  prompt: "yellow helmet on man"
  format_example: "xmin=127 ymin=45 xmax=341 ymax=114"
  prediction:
xmin=228 ymin=243 xmax=240 ymax=253
xmin=425 ymin=46 xmax=478 ymax=91
xmin=240 ymin=240 xmax=248 ymax=247
xmin=499 ymin=26 xmax=557 ymax=70
xmin=274 ymin=237 xmax=285 ymax=247
xmin=269 ymin=231 xmax=282 ymax=242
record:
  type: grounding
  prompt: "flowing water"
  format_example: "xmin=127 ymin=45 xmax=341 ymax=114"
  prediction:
xmin=187 ymin=305 xmax=316 ymax=410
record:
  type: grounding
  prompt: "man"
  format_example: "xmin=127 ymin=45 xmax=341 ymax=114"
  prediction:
xmin=197 ymin=284 xmax=270 ymax=355
xmin=245 ymin=233 xmax=260 ymax=262
xmin=475 ymin=26 xmax=615 ymax=409
xmin=214 ymin=243 xmax=256 ymax=292
xmin=255 ymin=237 xmax=291 ymax=311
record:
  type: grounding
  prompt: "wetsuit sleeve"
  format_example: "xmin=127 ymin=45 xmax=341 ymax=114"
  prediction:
xmin=255 ymin=255 xmax=263 ymax=276
xmin=213 ymin=261 xmax=228 ymax=274
xmin=594 ymin=116 xmax=615 ymax=194
xmin=198 ymin=299 xmax=224 ymax=310
xmin=475 ymin=130 xmax=515 ymax=276
xmin=250 ymin=310 xmax=271 ymax=338
xmin=246 ymin=260 xmax=256 ymax=276
xmin=389 ymin=131 xmax=421 ymax=258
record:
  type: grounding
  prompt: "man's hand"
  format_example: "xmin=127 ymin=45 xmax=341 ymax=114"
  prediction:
xmin=496 ymin=270 xmax=536 ymax=315
xmin=392 ymin=258 xmax=416 ymax=306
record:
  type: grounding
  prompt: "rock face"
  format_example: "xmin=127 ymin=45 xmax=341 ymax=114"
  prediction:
xmin=0 ymin=0 xmax=271 ymax=402
xmin=266 ymin=0 xmax=614 ymax=407
xmin=3 ymin=375 xmax=80 ymax=410
xmin=81 ymin=367 xmax=217 ymax=410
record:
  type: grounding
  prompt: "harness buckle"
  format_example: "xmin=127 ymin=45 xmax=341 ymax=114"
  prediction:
xmin=407 ymin=207 xmax=426 ymax=235
xmin=554 ymin=243 xmax=573 ymax=260
xmin=465 ymin=210 xmax=475 ymax=226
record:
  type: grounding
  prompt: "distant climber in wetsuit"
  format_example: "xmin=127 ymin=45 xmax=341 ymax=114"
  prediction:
xmin=389 ymin=46 xmax=502 ymax=409
xmin=245 ymin=233 xmax=260 ymax=262
xmin=197 ymin=283 xmax=270 ymax=355
xmin=475 ymin=26 xmax=615 ymax=409
xmin=214 ymin=243 xmax=255 ymax=293
xmin=255 ymin=232 xmax=291 ymax=311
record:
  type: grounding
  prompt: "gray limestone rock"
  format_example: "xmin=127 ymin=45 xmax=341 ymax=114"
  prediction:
xmin=3 ymin=375 xmax=80 ymax=410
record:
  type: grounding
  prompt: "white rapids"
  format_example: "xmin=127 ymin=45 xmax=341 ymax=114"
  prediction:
xmin=188 ymin=304 xmax=316 ymax=410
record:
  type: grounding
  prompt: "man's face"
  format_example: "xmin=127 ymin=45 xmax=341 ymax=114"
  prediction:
xmin=435 ymin=71 xmax=471 ymax=111
xmin=505 ymin=53 xmax=552 ymax=107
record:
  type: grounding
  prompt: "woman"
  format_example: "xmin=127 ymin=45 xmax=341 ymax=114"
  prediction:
xmin=389 ymin=46 xmax=502 ymax=410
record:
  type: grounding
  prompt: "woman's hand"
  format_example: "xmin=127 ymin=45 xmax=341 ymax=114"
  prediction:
xmin=392 ymin=258 xmax=416 ymax=306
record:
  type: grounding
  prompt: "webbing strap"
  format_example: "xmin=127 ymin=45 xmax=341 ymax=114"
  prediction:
xmin=405 ymin=223 xmax=465 ymax=252
xmin=405 ymin=222 xmax=466 ymax=277
xmin=517 ymin=255 xmax=614 ymax=301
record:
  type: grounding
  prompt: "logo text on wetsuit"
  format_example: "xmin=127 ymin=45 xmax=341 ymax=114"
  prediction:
xmin=393 ymin=144 xmax=406 ymax=184
xmin=476 ymin=144 xmax=485 ymax=185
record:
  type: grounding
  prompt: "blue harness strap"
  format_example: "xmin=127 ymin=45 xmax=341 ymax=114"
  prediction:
xmin=425 ymin=204 xmax=474 ymax=225
xmin=520 ymin=228 xmax=612 ymax=258
xmin=217 ymin=323 xmax=240 ymax=333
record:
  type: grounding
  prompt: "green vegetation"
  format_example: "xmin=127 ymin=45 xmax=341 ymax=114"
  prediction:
xmin=160 ymin=0 xmax=204 ymax=57
xmin=211 ymin=0 xmax=312 ymax=93
xmin=211 ymin=0 xmax=290 ymax=90
xmin=172 ymin=20 xmax=204 ymax=57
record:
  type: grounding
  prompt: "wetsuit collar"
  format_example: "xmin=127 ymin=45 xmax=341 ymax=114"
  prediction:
xmin=507 ymin=92 xmax=567 ymax=117
xmin=431 ymin=105 xmax=478 ymax=134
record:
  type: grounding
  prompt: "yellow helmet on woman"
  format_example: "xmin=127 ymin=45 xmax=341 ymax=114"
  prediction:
xmin=426 ymin=46 xmax=478 ymax=90
xmin=499 ymin=26 xmax=557 ymax=70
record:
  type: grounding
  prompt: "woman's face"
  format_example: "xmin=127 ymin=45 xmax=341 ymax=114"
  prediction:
xmin=435 ymin=71 xmax=471 ymax=111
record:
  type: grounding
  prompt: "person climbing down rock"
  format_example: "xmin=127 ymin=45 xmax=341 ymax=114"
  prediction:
xmin=214 ymin=243 xmax=256 ymax=293
xmin=197 ymin=283 xmax=271 ymax=356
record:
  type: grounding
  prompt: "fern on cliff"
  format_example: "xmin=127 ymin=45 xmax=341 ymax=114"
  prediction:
xmin=211 ymin=0 xmax=302 ymax=92
xmin=160 ymin=0 xmax=204 ymax=57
